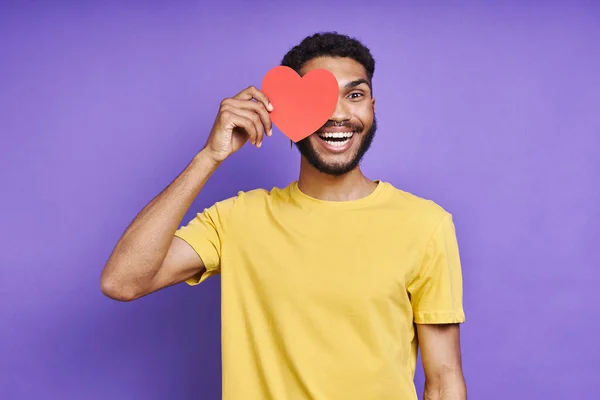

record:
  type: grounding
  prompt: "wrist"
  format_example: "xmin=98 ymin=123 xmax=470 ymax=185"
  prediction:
xmin=195 ymin=148 xmax=223 ymax=169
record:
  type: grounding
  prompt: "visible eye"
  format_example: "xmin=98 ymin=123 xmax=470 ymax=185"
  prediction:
xmin=348 ymin=92 xmax=363 ymax=100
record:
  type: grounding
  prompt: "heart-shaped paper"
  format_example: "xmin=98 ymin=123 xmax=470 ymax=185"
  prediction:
xmin=261 ymin=66 xmax=339 ymax=142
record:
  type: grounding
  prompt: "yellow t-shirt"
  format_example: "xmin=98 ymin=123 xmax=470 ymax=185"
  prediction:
xmin=175 ymin=180 xmax=465 ymax=400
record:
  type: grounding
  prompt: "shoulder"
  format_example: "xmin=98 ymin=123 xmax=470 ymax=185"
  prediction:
xmin=382 ymin=182 xmax=452 ymax=228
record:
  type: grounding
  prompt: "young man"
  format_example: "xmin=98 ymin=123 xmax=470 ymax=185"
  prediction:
xmin=101 ymin=32 xmax=467 ymax=400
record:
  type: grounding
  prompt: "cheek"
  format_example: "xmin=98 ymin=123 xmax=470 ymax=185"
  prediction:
xmin=352 ymin=103 xmax=373 ymax=121
xmin=355 ymin=111 xmax=373 ymax=129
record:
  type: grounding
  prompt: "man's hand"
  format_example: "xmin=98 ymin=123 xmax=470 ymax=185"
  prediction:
xmin=203 ymin=85 xmax=274 ymax=163
xmin=417 ymin=323 xmax=467 ymax=400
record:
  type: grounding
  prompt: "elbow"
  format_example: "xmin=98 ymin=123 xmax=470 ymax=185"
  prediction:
xmin=100 ymin=270 xmax=138 ymax=302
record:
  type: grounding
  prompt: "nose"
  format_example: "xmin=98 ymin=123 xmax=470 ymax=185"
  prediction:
xmin=330 ymin=96 xmax=351 ymax=122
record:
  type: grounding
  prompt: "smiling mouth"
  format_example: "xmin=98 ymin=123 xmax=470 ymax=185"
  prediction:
xmin=316 ymin=131 xmax=355 ymax=147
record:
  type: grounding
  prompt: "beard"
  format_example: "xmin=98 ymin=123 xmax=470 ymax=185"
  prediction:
xmin=294 ymin=115 xmax=377 ymax=176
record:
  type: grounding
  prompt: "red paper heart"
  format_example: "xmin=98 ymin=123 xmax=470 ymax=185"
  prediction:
xmin=261 ymin=66 xmax=339 ymax=142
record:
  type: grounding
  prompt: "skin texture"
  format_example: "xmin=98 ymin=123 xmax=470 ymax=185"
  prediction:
xmin=418 ymin=323 xmax=467 ymax=399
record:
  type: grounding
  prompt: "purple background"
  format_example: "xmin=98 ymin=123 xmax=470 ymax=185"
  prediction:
xmin=1 ymin=1 xmax=599 ymax=399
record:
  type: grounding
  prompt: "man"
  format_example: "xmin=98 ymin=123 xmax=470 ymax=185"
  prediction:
xmin=101 ymin=32 xmax=467 ymax=400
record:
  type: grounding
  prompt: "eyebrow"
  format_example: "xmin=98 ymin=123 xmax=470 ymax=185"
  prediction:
xmin=344 ymin=78 xmax=372 ymax=91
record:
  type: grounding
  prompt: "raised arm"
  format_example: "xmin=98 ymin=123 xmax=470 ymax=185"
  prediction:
xmin=100 ymin=150 xmax=219 ymax=301
xmin=100 ymin=86 xmax=273 ymax=301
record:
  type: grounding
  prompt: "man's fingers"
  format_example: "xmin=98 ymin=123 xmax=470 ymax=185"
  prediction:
xmin=224 ymin=106 xmax=264 ymax=147
xmin=224 ymin=99 xmax=272 ymax=139
xmin=221 ymin=108 xmax=259 ymax=146
xmin=233 ymin=86 xmax=274 ymax=113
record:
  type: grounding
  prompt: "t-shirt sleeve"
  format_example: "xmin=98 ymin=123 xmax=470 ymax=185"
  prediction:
xmin=174 ymin=197 xmax=236 ymax=286
xmin=407 ymin=212 xmax=466 ymax=324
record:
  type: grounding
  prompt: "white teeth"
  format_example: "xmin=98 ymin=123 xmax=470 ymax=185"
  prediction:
xmin=319 ymin=132 xmax=354 ymax=138
xmin=317 ymin=131 xmax=353 ymax=149
xmin=324 ymin=139 xmax=350 ymax=147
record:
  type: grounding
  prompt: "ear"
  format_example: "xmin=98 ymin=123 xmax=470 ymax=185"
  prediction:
xmin=372 ymin=97 xmax=376 ymax=112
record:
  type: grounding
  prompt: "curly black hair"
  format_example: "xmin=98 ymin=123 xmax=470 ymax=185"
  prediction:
xmin=280 ymin=32 xmax=375 ymax=88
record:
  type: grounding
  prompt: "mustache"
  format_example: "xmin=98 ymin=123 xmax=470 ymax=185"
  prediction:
xmin=319 ymin=120 xmax=364 ymax=132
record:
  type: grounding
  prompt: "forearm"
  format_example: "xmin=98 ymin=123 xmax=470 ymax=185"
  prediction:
xmin=423 ymin=372 xmax=467 ymax=400
xmin=101 ymin=149 xmax=220 ymax=297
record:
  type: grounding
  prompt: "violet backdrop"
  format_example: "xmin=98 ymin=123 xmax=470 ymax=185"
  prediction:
xmin=1 ymin=1 xmax=599 ymax=399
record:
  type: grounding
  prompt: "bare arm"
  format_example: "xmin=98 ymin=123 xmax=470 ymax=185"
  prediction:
xmin=418 ymin=323 xmax=467 ymax=400
xmin=100 ymin=150 xmax=221 ymax=301
xmin=100 ymin=85 xmax=273 ymax=301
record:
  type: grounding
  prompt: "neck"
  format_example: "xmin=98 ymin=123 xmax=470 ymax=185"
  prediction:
xmin=297 ymin=157 xmax=378 ymax=201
